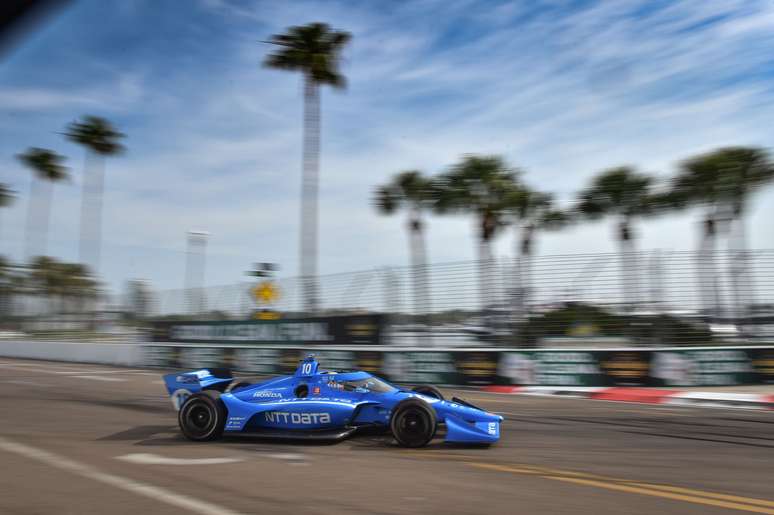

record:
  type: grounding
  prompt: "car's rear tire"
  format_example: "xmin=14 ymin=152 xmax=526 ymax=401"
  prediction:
xmin=412 ymin=385 xmax=444 ymax=400
xmin=178 ymin=392 xmax=226 ymax=441
xmin=390 ymin=398 xmax=437 ymax=448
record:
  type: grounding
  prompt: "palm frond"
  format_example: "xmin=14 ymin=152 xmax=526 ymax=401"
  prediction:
xmin=263 ymin=23 xmax=351 ymax=89
xmin=17 ymin=148 xmax=69 ymax=182
xmin=65 ymin=116 xmax=125 ymax=156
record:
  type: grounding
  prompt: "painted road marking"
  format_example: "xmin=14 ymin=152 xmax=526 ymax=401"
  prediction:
xmin=70 ymin=375 xmax=126 ymax=382
xmin=0 ymin=436 xmax=245 ymax=515
xmin=2 ymin=380 xmax=52 ymax=387
xmin=265 ymin=453 xmax=306 ymax=461
xmin=402 ymin=452 xmax=774 ymax=514
xmin=54 ymin=370 xmax=145 ymax=375
xmin=117 ymin=453 xmax=243 ymax=466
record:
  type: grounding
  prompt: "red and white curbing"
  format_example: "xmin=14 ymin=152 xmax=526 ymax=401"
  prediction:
xmin=482 ymin=385 xmax=774 ymax=410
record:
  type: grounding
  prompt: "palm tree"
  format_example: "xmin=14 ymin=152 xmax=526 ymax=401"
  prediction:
xmin=504 ymin=185 xmax=567 ymax=320
xmin=435 ymin=155 xmax=517 ymax=313
xmin=671 ymin=147 xmax=774 ymax=321
xmin=264 ymin=23 xmax=351 ymax=315
xmin=17 ymin=148 xmax=69 ymax=261
xmin=576 ymin=167 xmax=656 ymax=311
xmin=65 ymin=115 xmax=125 ymax=273
xmin=374 ymin=171 xmax=436 ymax=318
xmin=58 ymin=262 xmax=99 ymax=314
xmin=28 ymin=257 xmax=98 ymax=315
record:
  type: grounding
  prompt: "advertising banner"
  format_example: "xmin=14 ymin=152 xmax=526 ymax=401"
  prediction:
xmin=649 ymin=349 xmax=757 ymax=386
xmin=151 ymin=314 xmax=385 ymax=346
xmin=140 ymin=344 xmax=774 ymax=387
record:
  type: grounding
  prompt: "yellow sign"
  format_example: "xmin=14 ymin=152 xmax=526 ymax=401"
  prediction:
xmin=254 ymin=310 xmax=281 ymax=320
xmin=252 ymin=281 xmax=279 ymax=304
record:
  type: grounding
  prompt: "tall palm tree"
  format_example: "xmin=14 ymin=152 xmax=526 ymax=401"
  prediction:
xmin=374 ymin=171 xmax=436 ymax=318
xmin=504 ymin=185 xmax=567 ymax=319
xmin=576 ymin=167 xmax=655 ymax=311
xmin=17 ymin=148 xmax=69 ymax=261
xmin=264 ymin=23 xmax=351 ymax=314
xmin=671 ymin=147 xmax=774 ymax=321
xmin=64 ymin=115 xmax=125 ymax=273
xmin=435 ymin=155 xmax=516 ymax=312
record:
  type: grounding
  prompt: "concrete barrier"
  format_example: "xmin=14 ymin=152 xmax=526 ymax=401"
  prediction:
xmin=0 ymin=340 xmax=142 ymax=367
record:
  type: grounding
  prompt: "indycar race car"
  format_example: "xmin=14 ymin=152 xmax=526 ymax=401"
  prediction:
xmin=163 ymin=355 xmax=502 ymax=447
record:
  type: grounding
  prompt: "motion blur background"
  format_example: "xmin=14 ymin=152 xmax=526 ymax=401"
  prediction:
xmin=1 ymin=0 xmax=774 ymax=346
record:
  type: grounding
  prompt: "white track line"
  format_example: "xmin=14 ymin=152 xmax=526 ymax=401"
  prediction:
xmin=0 ymin=436 xmax=245 ymax=515
xmin=70 ymin=375 xmax=126 ymax=382
xmin=2 ymin=380 xmax=52 ymax=387
xmin=53 ymin=370 xmax=145 ymax=375
xmin=117 ymin=453 xmax=243 ymax=466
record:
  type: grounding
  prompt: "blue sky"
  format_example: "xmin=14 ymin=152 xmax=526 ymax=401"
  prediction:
xmin=1 ymin=0 xmax=774 ymax=294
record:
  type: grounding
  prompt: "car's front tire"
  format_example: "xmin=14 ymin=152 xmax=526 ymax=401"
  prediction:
xmin=178 ymin=392 xmax=226 ymax=441
xmin=390 ymin=398 xmax=437 ymax=448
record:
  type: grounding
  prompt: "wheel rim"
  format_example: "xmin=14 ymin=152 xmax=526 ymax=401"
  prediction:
xmin=398 ymin=408 xmax=429 ymax=443
xmin=182 ymin=401 xmax=215 ymax=437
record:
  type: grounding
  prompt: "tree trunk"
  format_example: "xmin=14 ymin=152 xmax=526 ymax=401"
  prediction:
xmin=728 ymin=215 xmax=753 ymax=333
xmin=79 ymin=150 xmax=105 ymax=273
xmin=617 ymin=218 xmax=638 ymax=312
xmin=697 ymin=215 xmax=722 ymax=320
xmin=512 ymin=223 xmax=533 ymax=346
xmin=299 ymin=75 xmax=321 ymax=314
xmin=478 ymin=236 xmax=493 ymax=318
xmin=408 ymin=214 xmax=431 ymax=340
xmin=24 ymin=178 xmax=38 ymax=260
xmin=408 ymin=215 xmax=430 ymax=314
xmin=478 ymin=214 xmax=497 ymax=327
xmin=25 ymin=178 xmax=53 ymax=261
xmin=512 ymin=224 xmax=533 ymax=319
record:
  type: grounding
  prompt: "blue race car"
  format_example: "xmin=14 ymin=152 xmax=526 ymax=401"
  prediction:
xmin=163 ymin=355 xmax=502 ymax=447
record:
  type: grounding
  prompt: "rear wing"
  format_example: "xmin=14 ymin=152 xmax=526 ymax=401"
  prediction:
xmin=162 ymin=369 xmax=233 ymax=410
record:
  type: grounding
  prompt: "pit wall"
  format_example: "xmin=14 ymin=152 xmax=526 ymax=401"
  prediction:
xmin=2 ymin=340 xmax=773 ymax=387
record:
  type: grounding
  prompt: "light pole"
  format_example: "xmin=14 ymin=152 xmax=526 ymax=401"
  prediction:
xmin=184 ymin=230 xmax=209 ymax=315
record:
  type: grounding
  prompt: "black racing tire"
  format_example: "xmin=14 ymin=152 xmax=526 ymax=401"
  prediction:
xmin=390 ymin=398 xmax=437 ymax=448
xmin=412 ymin=385 xmax=444 ymax=401
xmin=178 ymin=392 xmax=226 ymax=442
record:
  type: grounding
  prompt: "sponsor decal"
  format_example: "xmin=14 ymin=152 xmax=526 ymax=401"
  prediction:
xmin=226 ymin=416 xmax=246 ymax=428
xmin=253 ymin=390 xmax=283 ymax=399
xmin=312 ymin=386 xmax=320 ymax=395
xmin=170 ymin=388 xmax=192 ymax=411
xmin=488 ymin=422 xmax=497 ymax=435
xmin=264 ymin=412 xmax=331 ymax=424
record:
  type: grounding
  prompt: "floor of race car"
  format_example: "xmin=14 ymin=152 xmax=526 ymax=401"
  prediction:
xmin=0 ymin=358 xmax=773 ymax=515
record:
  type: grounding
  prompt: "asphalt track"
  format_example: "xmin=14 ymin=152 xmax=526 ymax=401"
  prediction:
xmin=0 ymin=358 xmax=773 ymax=515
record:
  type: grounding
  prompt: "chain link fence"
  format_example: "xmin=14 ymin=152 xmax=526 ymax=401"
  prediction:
xmin=141 ymin=249 xmax=774 ymax=346
xmin=2 ymin=250 xmax=773 ymax=346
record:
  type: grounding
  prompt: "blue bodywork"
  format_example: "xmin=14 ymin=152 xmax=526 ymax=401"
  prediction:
xmin=163 ymin=356 xmax=502 ymax=445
